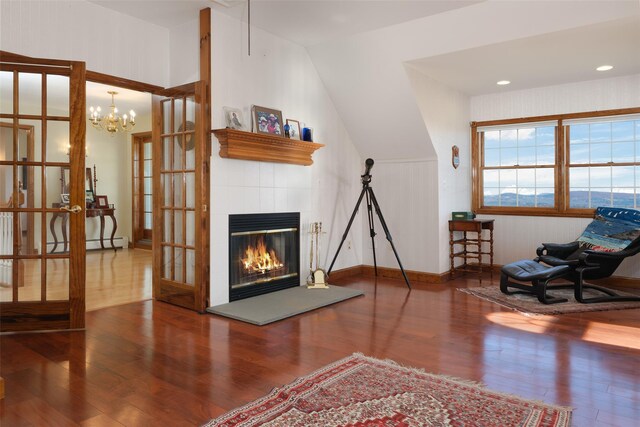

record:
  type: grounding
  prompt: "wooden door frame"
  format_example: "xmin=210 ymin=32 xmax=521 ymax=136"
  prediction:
xmin=131 ymin=131 xmax=152 ymax=249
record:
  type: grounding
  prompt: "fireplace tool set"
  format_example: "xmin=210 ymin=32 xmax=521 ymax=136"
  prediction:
xmin=307 ymin=222 xmax=329 ymax=289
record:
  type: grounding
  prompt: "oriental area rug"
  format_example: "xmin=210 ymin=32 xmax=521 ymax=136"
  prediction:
xmin=459 ymin=286 xmax=640 ymax=315
xmin=204 ymin=353 xmax=571 ymax=427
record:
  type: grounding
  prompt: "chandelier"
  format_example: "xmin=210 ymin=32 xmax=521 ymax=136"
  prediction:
xmin=88 ymin=91 xmax=136 ymax=133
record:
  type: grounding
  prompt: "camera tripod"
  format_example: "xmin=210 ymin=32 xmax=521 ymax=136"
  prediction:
xmin=327 ymin=159 xmax=411 ymax=289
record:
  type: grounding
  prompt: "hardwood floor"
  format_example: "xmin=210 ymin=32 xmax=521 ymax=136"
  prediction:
xmin=0 ymin=249 xmax=152 ymax=311
xmin=1 ymin=273 xmax=639 ymax=426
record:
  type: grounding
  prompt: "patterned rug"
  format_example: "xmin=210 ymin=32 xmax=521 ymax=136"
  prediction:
xmin=204 ymin=353 xmax=571 ymax=427
xmin=460 ymin=286 xmax=640 ymax=315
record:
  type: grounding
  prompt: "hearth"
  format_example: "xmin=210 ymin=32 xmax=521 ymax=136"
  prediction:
xmin=229 ymin=212 xmax=300 ymax=301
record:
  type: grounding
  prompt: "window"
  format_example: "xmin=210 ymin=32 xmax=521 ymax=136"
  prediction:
xmin=472 ymin=108 xmax=640 ymax=217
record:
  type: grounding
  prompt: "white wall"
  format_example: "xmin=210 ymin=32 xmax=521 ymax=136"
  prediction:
xmin=0 ymin=0 xmax=170 ymax=87
xmin=406 ymin=67 xmax=471 ymax=273
xmin=208 ymin=11 xmax=363 ymax=305
xmin=471 ymin=74 xmax=640 ymax=278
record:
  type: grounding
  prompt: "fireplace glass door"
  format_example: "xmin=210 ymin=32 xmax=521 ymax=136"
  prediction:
xmin=229 ymin=213 xmax=299 ymax=301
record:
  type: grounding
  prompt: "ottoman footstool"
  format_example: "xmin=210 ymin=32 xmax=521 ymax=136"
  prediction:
xmin=500 ymin=260 xmax=573 ymax=304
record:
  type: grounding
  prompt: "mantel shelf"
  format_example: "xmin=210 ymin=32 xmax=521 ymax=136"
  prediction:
xmin=212 ymin=128 xmax=324 ymax=166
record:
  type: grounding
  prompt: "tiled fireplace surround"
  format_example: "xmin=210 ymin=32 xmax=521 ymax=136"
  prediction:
xmin=210 ymin=158 xmax=316 ymax=306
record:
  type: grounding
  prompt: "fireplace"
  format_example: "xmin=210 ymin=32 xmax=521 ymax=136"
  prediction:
xmin=229 ymin=212 xmax=300 ymax=301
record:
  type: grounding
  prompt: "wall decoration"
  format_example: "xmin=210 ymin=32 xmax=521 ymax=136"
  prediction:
xmin=178 ymin=120 xmax=196 ymax=151
xmin=286 ymin=119 xmax=301 ymax=140
xmin=253 ymin=105 xmax=283 ymax=136
xmin=61 ymin=193 xmax=70 ymax=204
xmin=223 ymin=106 xmax=245 ymax=131
xmin=85 ymin=190 xmax=95 ymax=203
xmin=452 ymin=145 xmax=460 ymax=169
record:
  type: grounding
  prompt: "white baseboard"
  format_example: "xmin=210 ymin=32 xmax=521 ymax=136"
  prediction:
xmin=42 ymin=236 xmax=129 ymax=253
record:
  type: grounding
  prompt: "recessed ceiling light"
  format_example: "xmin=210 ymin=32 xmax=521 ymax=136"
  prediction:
xmin=497 ymin=80 xmax=511 ymax=86
xmin=596 ymin=65 xmax=613 ymax=71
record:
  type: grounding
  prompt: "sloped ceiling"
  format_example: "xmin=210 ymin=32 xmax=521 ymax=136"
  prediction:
xmin=307 ymin=1 xmax=639 ymax=161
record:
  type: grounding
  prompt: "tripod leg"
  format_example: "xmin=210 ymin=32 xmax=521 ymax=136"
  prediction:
xmin=368 ymin=189 xmax=411 ymax=289
xmin=365 ymin=188 xmax=378 ymax=276
xmin=327 ymin=186 xmax=368 ymax=274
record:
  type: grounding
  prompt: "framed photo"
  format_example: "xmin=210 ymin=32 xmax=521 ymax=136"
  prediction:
xmin=61 ymin=193 xmax=70 ymax=204
xmin=286 ymin=119 xmax=301 ymax=140
xmin=253 ymin=105 xmax=283 ymax=136
xmin=85 ymin=190 xmax=95 ymax=203
xmin=95 ymin=195 xmax=109 ymax=208
xmin=223 ymin=106 xmax=245 ymax=131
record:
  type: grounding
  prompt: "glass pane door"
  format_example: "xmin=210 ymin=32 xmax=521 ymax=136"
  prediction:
xmin=0 ymin=53 xmax=86 ymax=332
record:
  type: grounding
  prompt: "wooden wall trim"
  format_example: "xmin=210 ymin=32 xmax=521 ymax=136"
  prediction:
xmin=86 ymin=70 xmax=164 ymax=94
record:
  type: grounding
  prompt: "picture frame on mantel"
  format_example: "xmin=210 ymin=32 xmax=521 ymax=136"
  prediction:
xmin=253 ymin=105 xmax=284 ymax=136
xmin=286 ymin=119 xmax=301 ymax=140
xmin=223 ymin=106 xmax=245 ymax=131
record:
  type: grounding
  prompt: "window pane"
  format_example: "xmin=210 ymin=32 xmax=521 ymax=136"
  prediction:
xmin=500 ymin=169 xmax=517 ymax=187
xmin=570 ymin=143 xmax=589 ymax=164
xmin=590 ymin=143 xmax=611 ymax=163
xmin=483 ymin=170 xmax=499 ymax=187
xmin=500 ymin=148 xmax=517 ymax=166
xmin=484 ymin=131 xmax=499 ymax=149
xmin=590 ymin=190 xmax=612 ymax=207
xmin=517 ymin=169 xmax=535 ymax=187
xmin=501 ymin=129 xmax=517 ymax=148
xmin=590 ymin=166 xmax=611 ymax=188
xmin=484 ymin=148 xmax=499 ymax=167
xmin=570 ymin=124 xmax=589 ymax=143
xmin=612 ymin=166 xmax=635 ymax=187
xmin=612 ymin=189 xmax=634 ymax=208
xmin=570 ymin=188 xmax=589 ymax=208
xmin=500 ymin=188 xmax=517 ymax=206
xmin=606 ymin=142 xmax=628 ymax=163
xmin=483 ymin=188 xmax=500 ymax=206
xmin=590 ymin=122 xmax=611 ymax=142
xmin=536 ymin=188 xmax=554 ymax=207
xmin=537 ymin=127 xmax=555 ymax=146
xmin=518 ymin=147 xmax=536 ymax=165
xmin=570 ymin=167 xmax=589 ymax=187
xmin=612 ymin=121 xmax=634 ymax=142
xmin=536 ymin=169 xmax=554 ymax=187
xmin=517 ymin=188 xmax=535 ymax=206
xmin=536 ymin=145 xmax=555 ymax=165
xmin=518 ymin=128 xmax=535 ymax=147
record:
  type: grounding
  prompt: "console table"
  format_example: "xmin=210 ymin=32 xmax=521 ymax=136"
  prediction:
xmin=50 ymin=203 xmax=118 ymax=253
xmin=448 ymin=219 xmax=494 ymax=279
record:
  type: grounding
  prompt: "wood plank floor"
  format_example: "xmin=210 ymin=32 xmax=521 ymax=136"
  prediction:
xmin=1 ymin=272 xmax=639 ymax=426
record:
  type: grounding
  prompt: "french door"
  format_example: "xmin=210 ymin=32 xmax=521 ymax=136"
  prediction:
xmin=132 ymin=131 xmax=153 ymax=249
xmin=152 ymin=81 xmax=209 ymax=312
xmin=0 ymin=51 xmax=86 ymax=332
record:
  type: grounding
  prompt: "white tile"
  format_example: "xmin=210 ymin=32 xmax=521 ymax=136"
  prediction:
xmin=274 ymin=188 xmax=287 ymax=211
xmin=243 ymin=186 xmax=261 ymax=213
xmin=211 ymin=156 xmax=229 ymax=187
xmin=243 ymin=162 xmax=260 ymax=186
xmin=273 ymin=164 xmax=289 ymax=188
xmin=227 ymin=159 xmax=247 ymax=186
xmin=211 ymin=186 xmax=230 ymax=215
xmin=228 ymin=187 xmax=247 ymax=213
xmin=259 ymin=162 xmax=274 ymax=188
xmin=259 ymin=188 xmax=275 ymax=212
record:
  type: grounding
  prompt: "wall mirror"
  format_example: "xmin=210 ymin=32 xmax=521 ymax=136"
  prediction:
xmin=60 ymin=166 xmax=93 ymax=199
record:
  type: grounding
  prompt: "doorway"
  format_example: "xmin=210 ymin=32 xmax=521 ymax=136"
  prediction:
xmin=132 ymin=131 xmax=153 ymax=249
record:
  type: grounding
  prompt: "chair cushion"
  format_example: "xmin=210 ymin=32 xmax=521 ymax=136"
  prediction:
xmin=501 ymin=260 xmax=571 ymax=282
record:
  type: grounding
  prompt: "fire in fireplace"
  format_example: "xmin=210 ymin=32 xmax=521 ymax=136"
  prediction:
xmin=229 ymin=212 xmax=300 ymax=301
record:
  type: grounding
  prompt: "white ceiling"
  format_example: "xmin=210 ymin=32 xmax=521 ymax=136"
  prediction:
xmin=87 ymin=0 xmax=481 ymax=46
xmin=408 ymin=16 xmax=640 ymax=96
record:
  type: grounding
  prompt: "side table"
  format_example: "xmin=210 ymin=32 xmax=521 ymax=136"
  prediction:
xmin=448 ymin=219 xmax=494 ymax=279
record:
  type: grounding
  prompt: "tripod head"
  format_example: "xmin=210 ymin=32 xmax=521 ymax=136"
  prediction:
xmin=361 ymin=158 xmax=374 ymax=185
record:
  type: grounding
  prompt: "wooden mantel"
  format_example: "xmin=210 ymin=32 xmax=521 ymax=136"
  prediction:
xmin=212 ymin=128 xmax=324 ymax=166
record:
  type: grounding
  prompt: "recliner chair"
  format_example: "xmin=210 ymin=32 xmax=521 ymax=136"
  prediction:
xmin=501 ymin=207 xmax=640 ymax=304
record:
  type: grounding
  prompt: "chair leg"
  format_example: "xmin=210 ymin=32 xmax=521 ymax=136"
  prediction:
xmin=574 ymin=269 xmax=640 ymax=304
xmin=535 ymin=278 xmax=568 ymax=304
